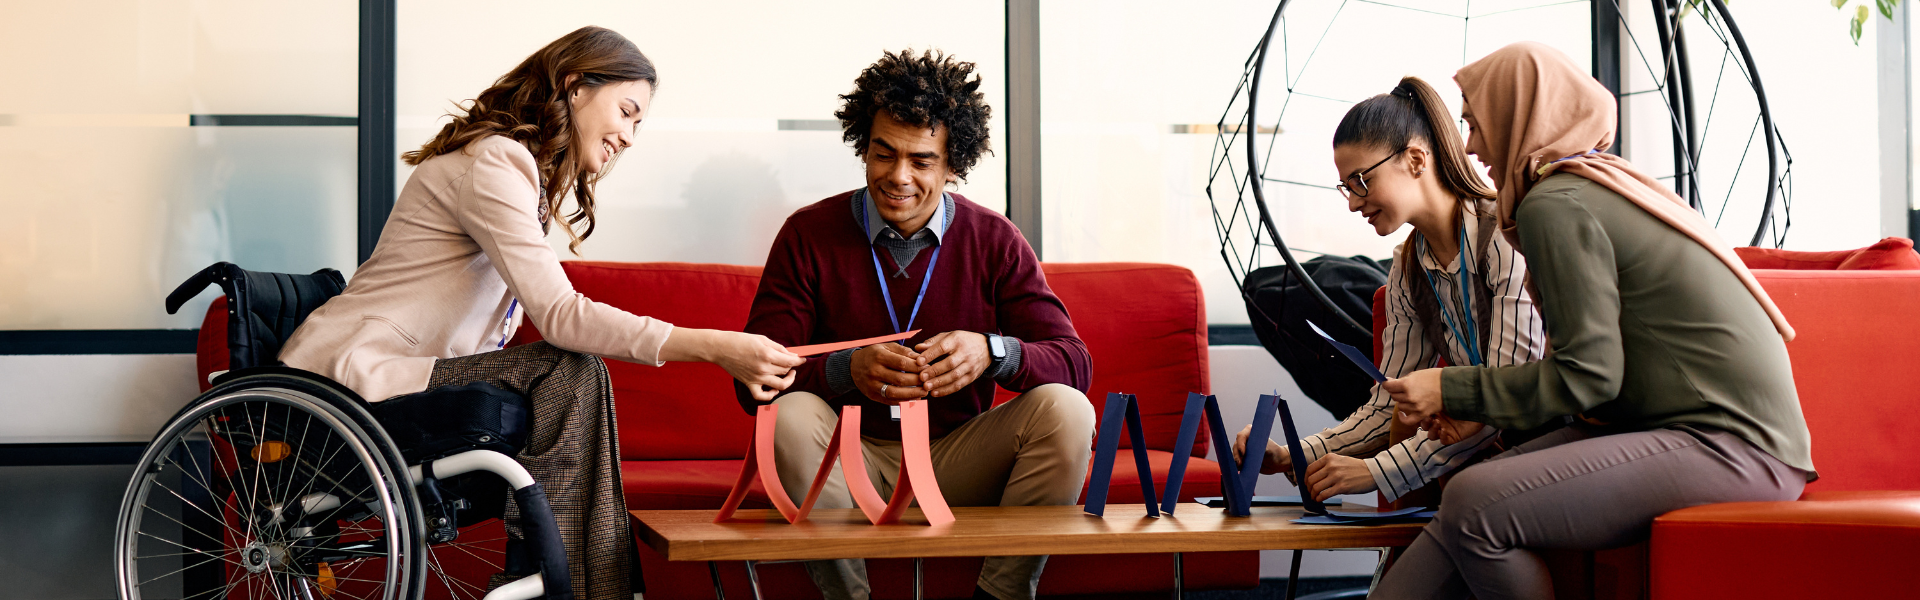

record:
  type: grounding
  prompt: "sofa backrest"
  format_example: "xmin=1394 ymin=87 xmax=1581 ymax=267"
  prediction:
xmin=508 ymin=261 xmax=1213 ymax=460
xmin=510 ymin=262 xmax=765 ymax=461
xmin=1018 ymin=263 xmax=1211 ymax=457
xmin=1756 ymin=270 xmax=1920 ymax=492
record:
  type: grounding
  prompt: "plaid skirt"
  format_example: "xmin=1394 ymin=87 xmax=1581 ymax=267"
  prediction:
xmin=425 ymin=341 xmax=632 ymax=600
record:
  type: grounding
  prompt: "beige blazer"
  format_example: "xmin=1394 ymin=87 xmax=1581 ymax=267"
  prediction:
xmin=280 ymin=135 xmax=672 ymax=401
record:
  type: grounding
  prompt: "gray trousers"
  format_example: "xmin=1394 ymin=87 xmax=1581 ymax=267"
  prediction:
xmin=770 ymin=385 xmax=1095 ymax=600
xmin=1372 ymin=423 xmax=1807 ymax=600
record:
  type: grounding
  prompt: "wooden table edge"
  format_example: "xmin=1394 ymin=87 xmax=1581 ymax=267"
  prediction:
xmin=629 ymin=506 xmax=1426 ymax=562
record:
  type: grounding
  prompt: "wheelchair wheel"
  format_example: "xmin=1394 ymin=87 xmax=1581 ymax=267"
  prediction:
xmin=116 ymin=371 xmax=428 ymax=600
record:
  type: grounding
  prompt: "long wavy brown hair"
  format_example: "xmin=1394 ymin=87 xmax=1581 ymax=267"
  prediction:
xmin=403 ymin=26 xmax=657 ymax=254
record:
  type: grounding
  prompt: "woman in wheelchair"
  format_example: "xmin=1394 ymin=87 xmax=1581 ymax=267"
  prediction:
xmin=265 ymin=26 xmax=804 ymax=599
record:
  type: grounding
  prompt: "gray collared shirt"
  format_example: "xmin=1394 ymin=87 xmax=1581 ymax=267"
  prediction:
xmin=856 ymin=187 xmax=952 ymax=277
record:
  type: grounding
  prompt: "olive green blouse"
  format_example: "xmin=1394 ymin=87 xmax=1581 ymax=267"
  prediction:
xmin=1440 ymin=173 xmax=1815 ymax=475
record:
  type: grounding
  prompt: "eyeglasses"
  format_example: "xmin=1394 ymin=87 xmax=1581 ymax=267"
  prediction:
xmin=1336 ymin=147 xmax=1407 ymax=198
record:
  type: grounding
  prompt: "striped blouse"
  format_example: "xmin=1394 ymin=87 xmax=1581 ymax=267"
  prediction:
xmin=1295 ymin=213 xmax=1545 ymax=501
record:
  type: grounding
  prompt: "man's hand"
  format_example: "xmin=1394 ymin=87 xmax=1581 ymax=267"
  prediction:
xmin=852 ymin=343 xmax=926 ymax=404
xmin=1424 ymin=413 xmax=1486 ymax=445
xmin=1386 ymin=368 xmax=1446 ymax=428
xmin=1232 ymin=424 xmax=1294 ymax=478
xmin=913 ymin=331 xmax=992 ymax=398
xmin=1304 ymin=454 xmax=1378 ymax=501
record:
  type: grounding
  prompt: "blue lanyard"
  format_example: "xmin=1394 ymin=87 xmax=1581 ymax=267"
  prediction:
xmin=858 ymin=190 xmax=942 ymax=334
xmin=1420 ymin=225 xmax=1484 ymax=366
xmin=496 ymin=299 xmax=519 ymax=348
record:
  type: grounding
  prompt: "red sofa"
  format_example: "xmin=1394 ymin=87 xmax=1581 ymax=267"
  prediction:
xmin=1648 ymin=269 xmax=1920 ymax=599
xmin=1365 ymin=267 xmax=1920 ymax=599
xmin=506 ymin=261 xmax=1258 ymax=599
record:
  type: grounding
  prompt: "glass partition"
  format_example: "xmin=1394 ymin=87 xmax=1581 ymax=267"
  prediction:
xmin=0 ymin=1 xmax=358 ymax=330
xmin=396 ymin=2 xmax=1007 ymax=267
xmin=1039 ymin=1 xmax=1589 ymax=324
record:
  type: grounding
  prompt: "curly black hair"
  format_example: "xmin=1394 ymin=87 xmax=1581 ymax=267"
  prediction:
xmin=835 ymin=49 xmax=993 ymax=180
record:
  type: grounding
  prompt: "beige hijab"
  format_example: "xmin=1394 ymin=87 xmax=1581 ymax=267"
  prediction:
xmin=1455 ymin=41 xmax=1794 ymax=341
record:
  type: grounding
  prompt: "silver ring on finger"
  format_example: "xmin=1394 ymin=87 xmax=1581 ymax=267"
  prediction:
xmin=881 ymin=383 xmax=889 ymax=395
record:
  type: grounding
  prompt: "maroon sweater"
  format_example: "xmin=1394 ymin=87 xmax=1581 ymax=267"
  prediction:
xmin=736 ymin=190 xmax=1091 ymax=439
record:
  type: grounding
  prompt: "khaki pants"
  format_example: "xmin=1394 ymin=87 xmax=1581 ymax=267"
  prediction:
xmin=770 ymin=384 xmax=1095 ymax=600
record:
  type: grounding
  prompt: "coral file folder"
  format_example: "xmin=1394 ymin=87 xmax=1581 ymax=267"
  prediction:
xmin=785 ymin=330 xmax=919 ymax=357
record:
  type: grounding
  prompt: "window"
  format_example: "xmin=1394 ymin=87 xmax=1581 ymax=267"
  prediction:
xmin=1038 ymin=1 xmax=1589 ymax=324
xmin=0 ymin=1 xmax=359 ymax=331
xmin=394 ymin=2 xmax=1007 ymax=267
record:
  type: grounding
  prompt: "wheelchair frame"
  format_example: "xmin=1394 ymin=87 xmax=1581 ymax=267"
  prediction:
xmin=119 ymin=263 xmax=569 ymax=600
xmin=116 ymin=368 xmax=558 ymax=600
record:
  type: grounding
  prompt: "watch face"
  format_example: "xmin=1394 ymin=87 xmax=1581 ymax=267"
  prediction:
xmin=989 ymin=334 xmax=1006 ymax=357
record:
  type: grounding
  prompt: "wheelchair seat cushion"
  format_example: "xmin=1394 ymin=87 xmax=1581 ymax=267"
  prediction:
xmin=369 ymin=381 xmax=531 ymax=465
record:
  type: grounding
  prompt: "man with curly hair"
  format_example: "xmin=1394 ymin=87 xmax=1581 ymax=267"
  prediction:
xmin=736 ymin=49 xmax=1095 ymax=600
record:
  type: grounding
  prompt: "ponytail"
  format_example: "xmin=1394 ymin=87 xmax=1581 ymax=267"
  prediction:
xmin=1332 ymin=76 xmax=1495 ymax=201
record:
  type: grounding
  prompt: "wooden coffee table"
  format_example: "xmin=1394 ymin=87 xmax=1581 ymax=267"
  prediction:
xmin=631 ymin=504 xmax=1426 ymax=599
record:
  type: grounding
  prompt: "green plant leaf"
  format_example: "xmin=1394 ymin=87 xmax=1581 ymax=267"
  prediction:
xmin=1852 ymin=5 xmax=1867 ymax=44
xmin=1833 ymin=0 xmax=1849 ymax=9
xmin=1879 ymin=0 xmax=1897 ymax=19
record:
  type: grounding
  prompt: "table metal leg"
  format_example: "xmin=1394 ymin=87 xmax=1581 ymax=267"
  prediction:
xmin=1171 ymin=552 xmax=1185 ymax=600
xmin=1368 ymin=547 xmax=1392 ymax=593
xmin=1285 ymin=549 xmax=1303 ymax=600
xmin=744 ymin=560 xmax=765 ymax=600
xmin=709 ymin=561 xmax=727 ymax=600
xmin=914 ymin=557 xmax=924 ymax=600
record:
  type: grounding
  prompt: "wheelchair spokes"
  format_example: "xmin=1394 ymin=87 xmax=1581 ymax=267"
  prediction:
xmin=119 ymin=388 xmax=418 ymax=600
xmin=418 ymin=522 xmax=508 ymax=600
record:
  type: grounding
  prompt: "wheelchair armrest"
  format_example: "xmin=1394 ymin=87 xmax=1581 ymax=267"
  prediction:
xmin=166 ymin=262 xmax=240 ymax=315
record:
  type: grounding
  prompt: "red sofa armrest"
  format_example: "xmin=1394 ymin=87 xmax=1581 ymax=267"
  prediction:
xmin=1651 ymin=491 xmax=1920 ymax=599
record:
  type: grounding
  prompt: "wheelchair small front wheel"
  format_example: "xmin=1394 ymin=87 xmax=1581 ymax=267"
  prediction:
xmin=116 ymin=374 xmax=426 ymax=600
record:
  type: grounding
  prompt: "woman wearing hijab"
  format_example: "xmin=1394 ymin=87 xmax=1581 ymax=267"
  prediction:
xmin=1232 ymin=75 xmax=1548 ymax=506
xmin=1373 ymin=42 xmax=1815 ymax=599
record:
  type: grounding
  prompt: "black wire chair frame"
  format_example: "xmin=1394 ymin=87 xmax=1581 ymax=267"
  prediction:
xmin=1209 ymin=0 xmax=1794 ymax=345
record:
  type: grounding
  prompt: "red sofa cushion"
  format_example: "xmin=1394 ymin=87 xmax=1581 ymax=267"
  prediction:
xmin=1734 ymin=237 xmax=1920 ymax=270
xmin=622 ymin=459 xmax=762 ymax=511
xmin=509 ymin=262 xmax=764 ymax=461
xmin=1028 ymin=263 xmax=1211 ymax=457
xmin=1651 ymin=491 xmax=1920 ymax=599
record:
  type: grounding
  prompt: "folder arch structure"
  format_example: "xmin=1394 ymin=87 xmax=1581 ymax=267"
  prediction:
xmin=1086 ymin=392 xmax=1323 ymax=518
xmin=715 ymin=400 xmax=954 ymax=526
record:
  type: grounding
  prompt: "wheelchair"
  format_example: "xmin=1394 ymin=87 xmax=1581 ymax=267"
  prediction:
xmin=115 ymin=263 xmax=569 ymax=600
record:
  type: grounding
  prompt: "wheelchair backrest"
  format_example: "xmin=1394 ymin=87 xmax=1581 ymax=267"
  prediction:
xmin=167 ymin=262 xmax=346 ymax=372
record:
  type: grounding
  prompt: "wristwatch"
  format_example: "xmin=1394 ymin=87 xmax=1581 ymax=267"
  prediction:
xmin=985 ymin=333 xmax=1007 ymax=372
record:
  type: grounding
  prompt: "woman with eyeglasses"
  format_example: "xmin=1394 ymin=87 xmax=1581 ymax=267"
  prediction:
xmin=1233 ymin=75 xmax=1550 ymax=509
xmin=1370 ymin=42 xmax=1813 ymax=599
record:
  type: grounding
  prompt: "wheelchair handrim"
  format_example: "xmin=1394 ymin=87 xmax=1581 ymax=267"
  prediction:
xmin=115 ymin=386 xmax=419 ymax=600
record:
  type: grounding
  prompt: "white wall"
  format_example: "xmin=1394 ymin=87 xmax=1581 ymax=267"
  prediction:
xmin=1741 ymin=2 xmax=1887 ymax=250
